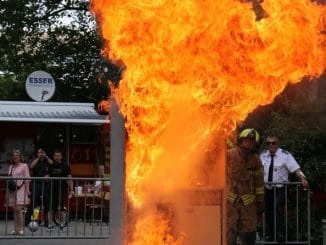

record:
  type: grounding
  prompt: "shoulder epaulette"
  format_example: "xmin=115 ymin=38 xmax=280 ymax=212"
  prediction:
xmin=282 ymin=149 xmax=289 ymax=155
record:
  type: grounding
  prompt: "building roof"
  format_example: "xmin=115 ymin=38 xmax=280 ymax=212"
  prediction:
xmin=0 ymin=101 xmax=109 ymax=124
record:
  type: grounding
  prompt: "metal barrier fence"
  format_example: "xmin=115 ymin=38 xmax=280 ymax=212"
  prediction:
xmin=0 ymin=176 xmax=110 ymax=239
xmin=256 ymin=182 xmax=310 ymax=244
xmin=0 ymin=177 xmax=310 ymax=243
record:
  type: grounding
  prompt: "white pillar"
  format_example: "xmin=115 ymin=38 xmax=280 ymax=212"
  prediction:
xmin=109 ymin=97 xmax=126 ymax=245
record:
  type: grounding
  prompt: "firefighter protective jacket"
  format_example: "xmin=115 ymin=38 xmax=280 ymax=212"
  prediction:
xmin=227 ymin=145 xmax=264 ymax=205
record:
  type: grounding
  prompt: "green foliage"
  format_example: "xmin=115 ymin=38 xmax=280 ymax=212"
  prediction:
xmin=0 ymin=72 xmax=29 ymax=100
xmin=0 ymin=0 xmax=120 ymax=102
xmin=261 ymin=80 xmax=326 ymax=191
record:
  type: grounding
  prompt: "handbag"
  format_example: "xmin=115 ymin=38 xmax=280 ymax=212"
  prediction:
xmin=8 ymin=166 xmax=24 ymax=192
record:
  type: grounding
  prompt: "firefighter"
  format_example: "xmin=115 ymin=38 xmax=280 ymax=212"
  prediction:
xmin=226 ymin=128 xmax=264 ymax=245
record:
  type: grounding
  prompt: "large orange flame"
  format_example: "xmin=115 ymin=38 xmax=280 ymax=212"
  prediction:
xmin=91 ymin=0 xmax=325 ymax=244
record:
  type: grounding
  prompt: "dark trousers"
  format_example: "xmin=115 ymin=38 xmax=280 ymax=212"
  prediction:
xmin=227 ymin=200 xmax=257 ymax=245
xmin=48 ymin=184 xmax=67 ymax=211
xmin=264 ymin=187 xmax=285 ymax=242
xmin=25 ymin=182 xmax=49 ymax=224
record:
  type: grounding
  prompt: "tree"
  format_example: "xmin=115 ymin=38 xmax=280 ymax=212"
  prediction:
xmin=0 ymin=0 xmax=120 ymax=102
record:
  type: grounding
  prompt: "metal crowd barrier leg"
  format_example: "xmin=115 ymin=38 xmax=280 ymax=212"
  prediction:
xmin=322 ymin=219 xmax=326 ymax=245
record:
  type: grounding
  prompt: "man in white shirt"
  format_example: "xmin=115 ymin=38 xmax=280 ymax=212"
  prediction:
xmin=260 ymin=135 xmax=308 ymax=242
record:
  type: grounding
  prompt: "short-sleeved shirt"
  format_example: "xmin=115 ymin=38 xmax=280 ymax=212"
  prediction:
xmin=48 ymin=162 xmax=71 ymax=188
xmin=260 ymin=148 xmax=300 ymax=187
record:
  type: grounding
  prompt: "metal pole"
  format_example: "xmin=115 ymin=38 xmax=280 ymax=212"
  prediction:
xmin=322 ymin=219 xmax=326 ymax=245
xmin=307 ymin=188 xmax=311 ymax=244
xmin=109 ymin=96 xmax=126 ymax=245
xmin=66 ymin=124 xmax=70 ymax=165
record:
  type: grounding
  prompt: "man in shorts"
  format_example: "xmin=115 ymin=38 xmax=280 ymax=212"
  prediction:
xmin=47 ymin=150 xmax=73 ymax=231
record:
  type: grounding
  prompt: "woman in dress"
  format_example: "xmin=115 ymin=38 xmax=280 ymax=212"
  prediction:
xmin=5 ymin=149 xmax=30 ymax=235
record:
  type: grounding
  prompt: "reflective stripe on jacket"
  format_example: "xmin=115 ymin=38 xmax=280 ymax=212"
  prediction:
xmin=226 ymin=145 xmax=264 ymax=206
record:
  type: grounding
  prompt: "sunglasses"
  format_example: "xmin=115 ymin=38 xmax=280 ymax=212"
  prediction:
xmin=266 ymin=141 xmax=277 ymax=145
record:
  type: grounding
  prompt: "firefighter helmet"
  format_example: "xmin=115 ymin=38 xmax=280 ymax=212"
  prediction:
xmin=238 ymin=128 xmax=260 ymax=144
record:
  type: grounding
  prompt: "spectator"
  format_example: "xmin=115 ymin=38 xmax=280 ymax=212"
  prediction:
xmin=47 ymin=150 xmax=73 ymax=231
xmin=227 ymin=128 xmax=264 ymax=245
xmin=260 ymin=135 xmax=308 ymax=242
xmin=25 ymin=148 xmax=53 ymax=227
xmin=5 ymin=149 xmax=30 ymax=235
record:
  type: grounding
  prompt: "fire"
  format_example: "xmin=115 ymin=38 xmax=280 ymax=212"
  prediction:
xmin=91 ymin=0 xmax=325 ymax=244
xmin=131 ymin=214 xmax=184 ymax=245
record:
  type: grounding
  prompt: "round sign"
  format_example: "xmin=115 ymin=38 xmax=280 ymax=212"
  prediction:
xmin=25 ymin=71 xmax=56 ymax=102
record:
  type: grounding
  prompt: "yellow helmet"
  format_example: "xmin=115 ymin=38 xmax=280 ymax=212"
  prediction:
xmin=238 ymin=128 xmax=260 ymax=144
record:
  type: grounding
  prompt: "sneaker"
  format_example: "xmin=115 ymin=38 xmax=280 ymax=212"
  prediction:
xmin=46 ymin=225 xmax=55 ymax=232
xmin=59 ymin=224 xmax=66 ymax=231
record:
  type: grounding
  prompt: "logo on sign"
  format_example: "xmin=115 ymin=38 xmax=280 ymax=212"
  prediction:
xmin=25 ymin=71 xmax=56 ymax=101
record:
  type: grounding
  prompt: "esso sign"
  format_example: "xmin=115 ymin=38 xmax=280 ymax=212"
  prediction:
xmin=25 ymin=71 xmax=56 ymax=102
